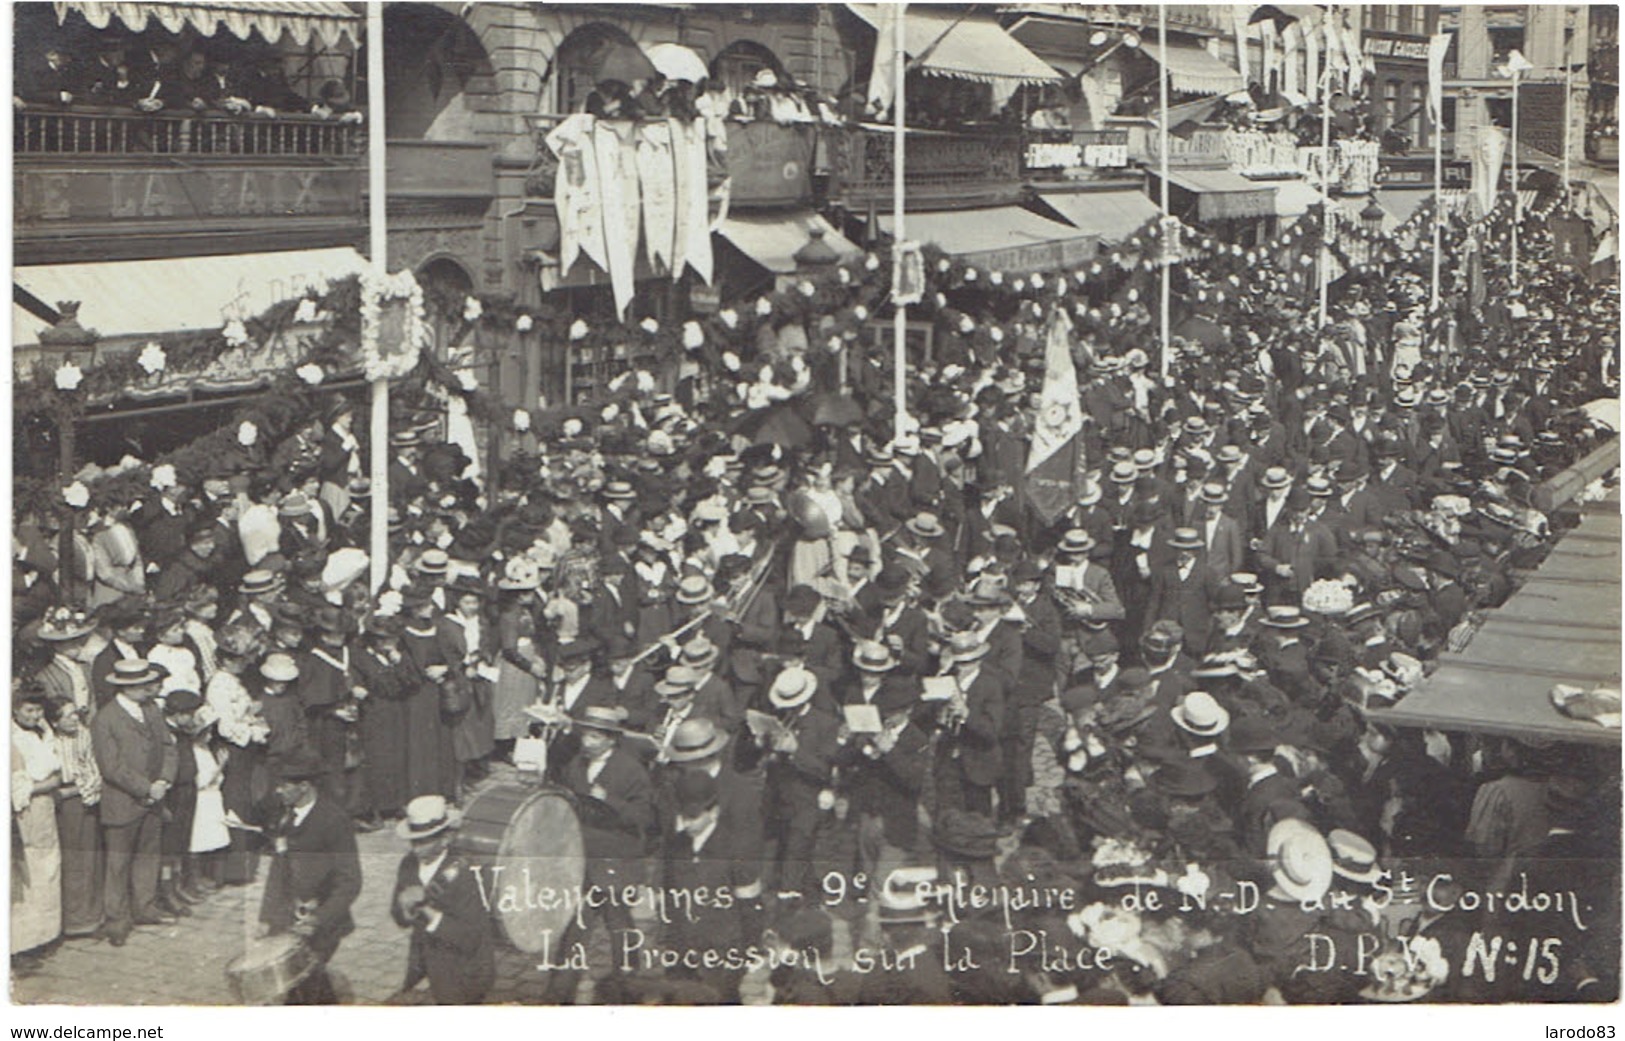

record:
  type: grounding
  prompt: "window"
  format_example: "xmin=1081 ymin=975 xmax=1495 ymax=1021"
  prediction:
xmin=1368 ymin=7 xmax=1385 ymax=31
xmin=1396 ymin=6 xmax=1413 ymax=34
xmin=1384 ymin=79 xmax=1400 ymax=134
xmin=1409 ymin=82 xmax=1428 ymax=148
xmin=709 ymin=40 xmax=787 ymax=117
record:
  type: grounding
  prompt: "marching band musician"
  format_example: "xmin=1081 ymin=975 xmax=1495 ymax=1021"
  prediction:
xmin=390 ymin=795 xmax=494 ymax=1005
xmin=237 ymin=748 xmax=361 ymax=1005
xmin=929 ymin=640 xmax=1006 ymax=818
xmin=745 ymin=667 xmax=840 ymax=900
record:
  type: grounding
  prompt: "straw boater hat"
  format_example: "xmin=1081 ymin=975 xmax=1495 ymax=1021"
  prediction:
xmin=654 ymin=665 xmax=704 ymax=699
xmin=768 ymin=666 xmax=818 ymax=710
xmin=1261 ymin=605 xmax=1310 ymax=629
xmin=239 ymin=569 xmax=282 ymax=595
xmin=415 ymin=550 xmax=450 ymax=576
xmin=665 ymin=718 xmax=729 ymax=763
xmin=852 ymin=640 xmax=898 ymax=673
xmin=904 ymin=512 xmax=946 ymax=540
xmin=679 ymin=634 xmax=720 ymax=672
xmin=397 ymin=794 xmax=462 ymax=841
xmin=572 ymin=705 xmax=628 ymax=734
xmin=1267 ymin=818 xmax=1334 ymax=902
xmin=1326 ymin=829 xmax=1383 ymax=884
xmin=1056 ymin=529 xmax=1096 ymax=556
xmin=675 ymin=574 xmax=715 ymax=606
xmin=1168 ymin=527 xmax=1204 ymax=551
xmin=1170 ymin=691 xmax=1230 ymax=737
xmin=107 ymin=658 xmax=167 ymax=687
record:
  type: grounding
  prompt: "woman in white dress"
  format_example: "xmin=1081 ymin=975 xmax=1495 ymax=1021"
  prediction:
xmin=188 ymin=721 xmax=231 ymax=889
xmin=11 ymin=690 xmax=63 ymax=958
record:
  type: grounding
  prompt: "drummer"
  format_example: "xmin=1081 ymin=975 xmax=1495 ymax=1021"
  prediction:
xmin=241 ymin=748 xmax=362 ymax=1005
xmin=390 ymin=794 xmax=495 ymax=1005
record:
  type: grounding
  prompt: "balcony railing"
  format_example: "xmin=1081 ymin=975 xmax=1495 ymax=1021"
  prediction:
xmin=831 ymin=125 xmax=1026 ymax=209
xmin=15 ymin=107 xmax=362 ymax=158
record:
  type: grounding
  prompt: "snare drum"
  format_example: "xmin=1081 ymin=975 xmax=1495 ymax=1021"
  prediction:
xmin=454 ymin=780 xmax=585 ymax=952
xmin=225 ymin=933 xmax=317 ymax=1005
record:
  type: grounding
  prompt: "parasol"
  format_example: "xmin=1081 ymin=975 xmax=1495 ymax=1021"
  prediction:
xmin=1248 ymin=4 xmax=1324 ymax=31
xmin=1579 ymin=398 xmax=1620 ymax=432
xmin=735 ymin=402 xmax=814 ymax=449
xmin=643 ymin=43 xmax=710 ymax=84
xmin=811 ymin=392 xmax=865 ymax=428
xmin=589 ymin=37 xmax=658 ymax=88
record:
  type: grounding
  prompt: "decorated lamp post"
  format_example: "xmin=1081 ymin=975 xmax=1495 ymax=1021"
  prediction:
xmin=367 ymin=0 xmax=389 ymax=592
xmin=1158 ymin=3 xmax=1171 ymax=380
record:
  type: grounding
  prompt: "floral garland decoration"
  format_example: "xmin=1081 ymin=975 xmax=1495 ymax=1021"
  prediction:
xmin=358 ymin=268 xmax=432 ymax=382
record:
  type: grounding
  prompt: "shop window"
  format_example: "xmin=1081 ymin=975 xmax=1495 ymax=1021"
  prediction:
xmin=1409 ymin=82 xmax=1427 ymax=149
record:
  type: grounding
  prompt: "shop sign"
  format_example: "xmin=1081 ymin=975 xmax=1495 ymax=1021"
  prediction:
xmin=16 ymin=164 xmax=362 ymax=225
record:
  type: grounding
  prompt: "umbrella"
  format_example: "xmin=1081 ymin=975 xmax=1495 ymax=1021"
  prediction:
xmin=735 ymin=402 xmax=814 ymax=449
xmin=644 ymin=43 xmax=710 ymax=84
xmin=1248 ymin=4 xmax=1323 ymax=31
xmin=811 ymin=392 xmax=865 ymax=428
xmin=1579 ymin=398 xmax=1620 ymax=432
xmin=590 ymin=37 xmax=658 ymax=87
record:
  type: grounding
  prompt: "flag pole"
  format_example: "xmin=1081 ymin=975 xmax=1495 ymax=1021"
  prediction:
xmin=1511 ymin=65 xmax=1521 ymax=287
xmin=1158 ymin=4 xmax=1171 ymax=381
xmin=1430 ymin=96 xmax=1442 ymax=312
xmin=1318 ymin=6 xmax=1334 ymax=330
xmin=366 ymin=0 xmax=390 ymax=593
xmin=892 ymin=1 xmax=908 ymax=443
xmin=1562 ymin=29 xmax=1573 ymax=199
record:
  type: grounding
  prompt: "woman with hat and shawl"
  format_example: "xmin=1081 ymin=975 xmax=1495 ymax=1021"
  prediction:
xmin=440 ymin=575 xmax=498 ymax=787
xmin=399 ymin=586 xmax=460 ymax=801
xmin=353 ymin=615 xmax=417 ymax=828
xmin=490 ymin=558 xmax=546 ymax=765
xmin=390 ymin=795 xmax=495 ymax=1004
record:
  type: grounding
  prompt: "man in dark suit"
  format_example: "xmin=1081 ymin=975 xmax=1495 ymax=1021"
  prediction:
xmin=250 ymin=749 xmax=363 ymax=1005
xmin=932 ymin=641 xmax=1006 ymax=818
xmin=1257 ymin=487 xmax=1339 ymax=606
xmin=749 ymin=668 xmax=842 ymax=899
xmin=1228 ymin=716 xmax=1308 ymax=856
xmin=91 ymin=659 xmax=180 ymax=947
xmin=1195 ymin=482 xmax=1246 ymax=581
xmin=391 ymin=795 xmax=497 ymax=1004
xmin=1147 ymin=528 xmax=1217 ymax=658
xmin=658 ymin=770 xmax=767 ymax=1003
xmin=857 ymin=565 xmax=931 ymax=677
xmin=19 ymin=44 xmax=81 ymax=106
xmin=91 ymin=600 xmax=150 ymax=707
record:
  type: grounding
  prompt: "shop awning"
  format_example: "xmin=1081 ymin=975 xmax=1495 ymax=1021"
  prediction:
xmin=1154 ymin=168 xmax=1277 ymax=221
xmin=14 ymin=247 xmax=368 ymax=347
xmin=1266 ymin=179 xmax=1327 ymax=218
xmin=879 ymin=206 xmax=1098 ymax=271
xmin=54 ymin=1 xmax=359 ymax=49
xmin=1137 ymin=40 xmax=1246 ymax=96
xmin=1037 ymin=190 xmax=1163 ymax=245
xmin=714 ymin=212 xmax=861 ymax=275
xmin=847 ymin=4 xmax=1062 ymax=85
xmin=1369 ymin=474 xmax=1622 ymax=747
xmin=1363 ymin=187 xmax=1470 ymax=228
xmin=1004 ymin=15 xmax=1097 ymax=77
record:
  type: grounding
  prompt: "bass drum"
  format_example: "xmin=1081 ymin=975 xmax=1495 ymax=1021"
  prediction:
xmin=454 ymin=781 xmax=585 ymax=952
xmin=225 ymin=934 xmax=316 ymax=1005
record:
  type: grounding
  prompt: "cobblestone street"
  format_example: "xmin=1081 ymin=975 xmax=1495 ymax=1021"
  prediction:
xmin=11 ymin=766 xmax=815 ymax=1006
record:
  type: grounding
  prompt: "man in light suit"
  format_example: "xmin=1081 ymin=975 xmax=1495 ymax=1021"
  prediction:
xmin=1196 ymin=482 xmax=1245 ymax=581
xmin=90 ymin=659 xmax=179 ymax=946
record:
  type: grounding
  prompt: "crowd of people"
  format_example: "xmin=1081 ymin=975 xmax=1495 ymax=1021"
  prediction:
xmin=10 ymin=183 xmax=1622 ymax=1005
xmin=14 ymin=26 xmax=359 ymax=126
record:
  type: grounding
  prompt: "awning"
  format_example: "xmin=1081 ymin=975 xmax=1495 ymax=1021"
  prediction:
xmin=1137 ymin=40 xmax=1246 ymax=96
xmin=14 ymin=247 xmax=368 ymax=347
xmin=1004 ymin=15 xmax=1097 ymax=77
xmin=715 ymin=212 xmax=861 ymax=275
xmin=879 ymin=206 xmax=1098 ymax=271
xmin=1370 ymin=470 xmax=1621 ymax=747
xmin=54 ymin=1 xmax=359 ymax=48
xmin=847 ymin=4 xmax=1062 ymax=85
xmin=1037 ymin=190 xmax=1163 ymax=245
xmin=1153 ymin=168 xmax=1277 ymax=221
xmin=1266 ymin=179 xmax=1327 ymax=219
xmin=1364 ymin=187 xmax=1470 ymax=227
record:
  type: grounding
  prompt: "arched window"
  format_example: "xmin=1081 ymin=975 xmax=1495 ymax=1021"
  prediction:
xmin=708 ymin=40 xmax=790 ymax=113
xmin=552 ymin=22 xmax=646 ymax=114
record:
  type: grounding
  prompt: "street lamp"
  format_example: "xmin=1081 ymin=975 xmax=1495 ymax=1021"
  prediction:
xmin=1359 ymin=197 xmax=1386 ymax=266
